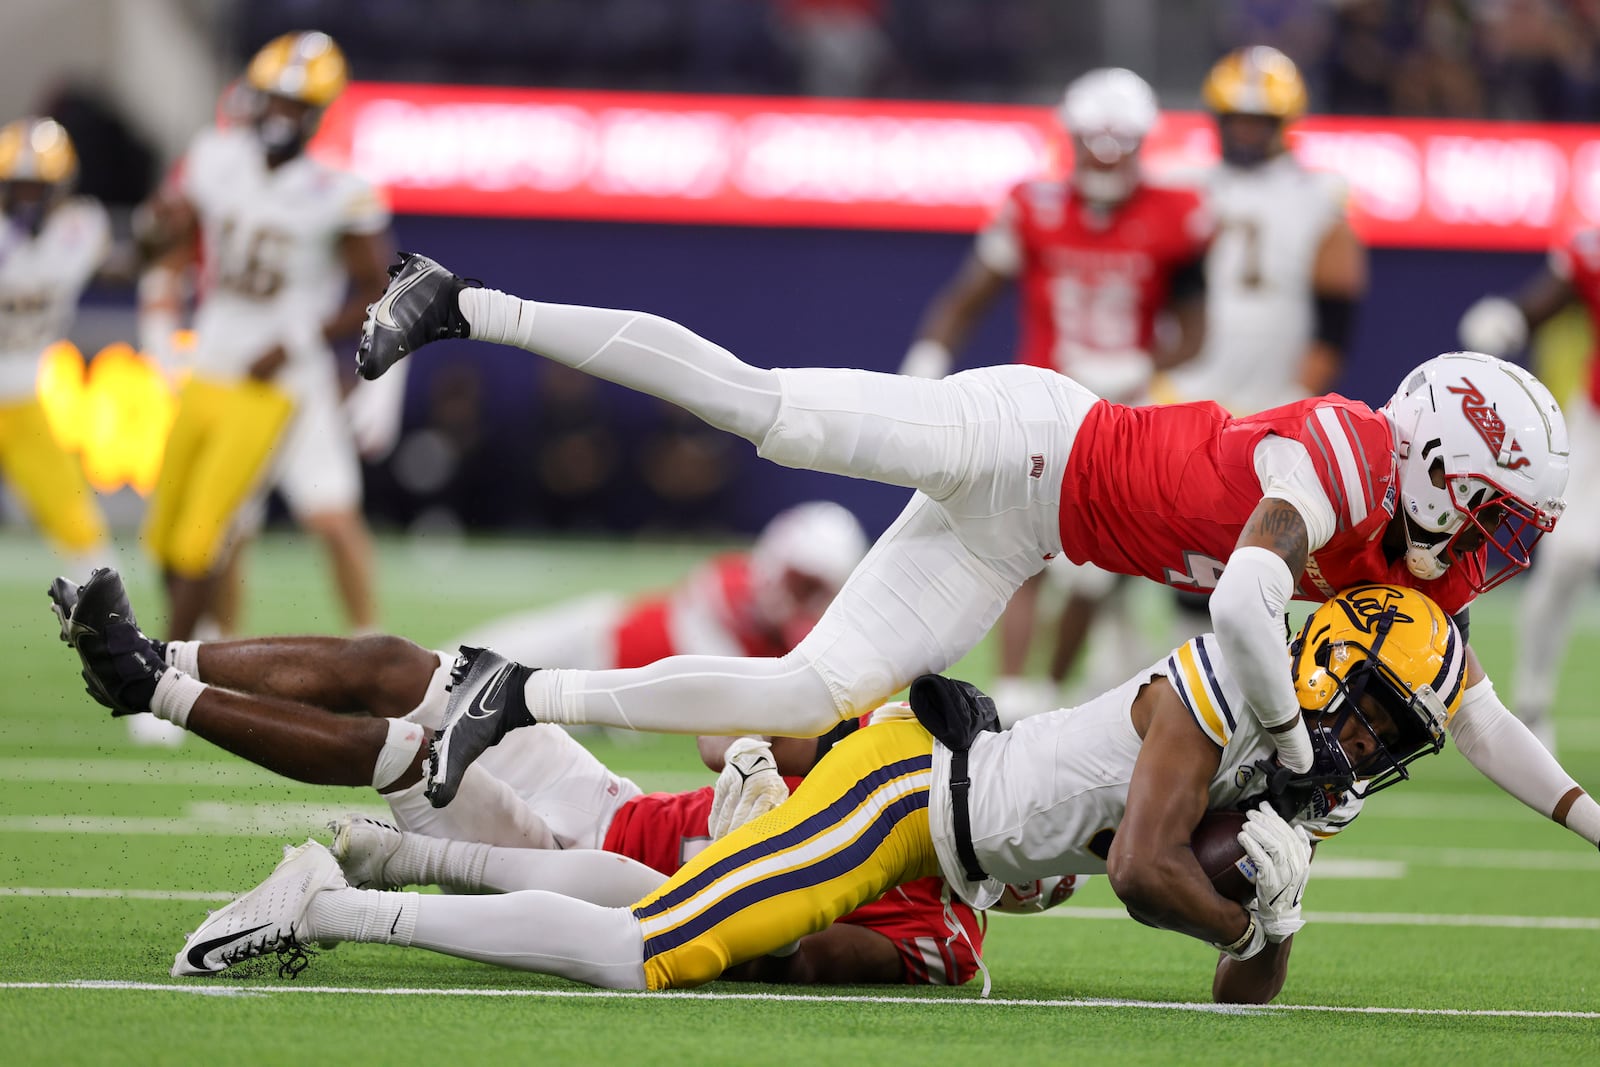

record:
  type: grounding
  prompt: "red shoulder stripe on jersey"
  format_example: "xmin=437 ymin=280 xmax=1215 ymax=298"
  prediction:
xmin=1333 ymin=406 xmax=1380 ymax=514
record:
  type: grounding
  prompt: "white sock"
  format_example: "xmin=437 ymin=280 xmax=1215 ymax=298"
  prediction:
xmin=456 ymin=291 xmax=782 ymax=442
xmin=525 ymin=654 xmax=840 ymax=737
xmin=305 ymin=887 xmax=418 ymax=945
xmin=310 ymin=887 xmax=647 ymax=988
xmin=151 ymin=671 xmax=206 ymax=728
xmin=165 ymin=640 xmax=202 ymax=677
xmin=384 ymin=833 xmax=492 ymax=890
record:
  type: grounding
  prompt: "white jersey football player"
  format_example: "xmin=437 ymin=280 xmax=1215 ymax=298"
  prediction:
xmin=139 ymin=31 xmax=392 ymax=640
xmin=174 ymin=584 xmax=1460 ymax=1005
xmin=0 ymin=117 xmax=114 ymax=573
xmin=1165 ymin=46 xmax=1367 ymax=415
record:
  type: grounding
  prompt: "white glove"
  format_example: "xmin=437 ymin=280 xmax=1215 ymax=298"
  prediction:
xmin=1237 ymin=802 xmax=1313 ymax=942
xmin=1458 ymin=296 xmax=1528 ymax=357
xmin=899 ymin=339 xmax=952 ymax=379
xmin=708 ymin=737 xmax=789 ymax=840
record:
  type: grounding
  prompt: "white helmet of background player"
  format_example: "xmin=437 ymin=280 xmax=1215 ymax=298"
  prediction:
xmin=1382 ymin=351 xmax=1568 ymax=591
xmin=1057 ymin=68 xmax=1158 ymax=205
xmin=750 ymin=501 xmax=869 ymax=646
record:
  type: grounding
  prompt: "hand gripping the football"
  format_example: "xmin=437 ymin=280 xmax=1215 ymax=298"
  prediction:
xmin=708 ymin=737 xmax=790 ymax=840
xmin=1238 ymin=802 xmax=1313 ymax=942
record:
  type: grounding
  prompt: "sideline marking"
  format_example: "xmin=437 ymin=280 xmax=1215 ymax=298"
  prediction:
xmin=0 ymin=887 xmax=234 ymax=902
xmin=0 ymin=980 xmax=1594 ymax=1019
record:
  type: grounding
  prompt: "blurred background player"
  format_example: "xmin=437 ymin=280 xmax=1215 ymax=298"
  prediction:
xmin=457 ymin=500 xmax=869 ymax=673
xmin=138 ymin=31 xmax=393 ymax=641
xmin=899 ymin=67 xmax=1211 ymax=720
xmin=0 ymin=117 xmax=115 ymax=577
xmin=1162 ymin=45 xmax=1369 ymax=650
xmin=1457 ymin=230 xmax=1600 ymax=751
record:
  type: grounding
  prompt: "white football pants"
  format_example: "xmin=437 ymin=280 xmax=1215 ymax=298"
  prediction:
xmin=458 ymin=290 xmax=1100 ymax=736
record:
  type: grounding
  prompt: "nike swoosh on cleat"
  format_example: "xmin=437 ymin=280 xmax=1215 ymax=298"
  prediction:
xmin=463 ymin=667 xmax=511 ymax=720
xmin=185 ymin=923 xmax=273 ymax=973
xmin=372 ymin=266 xmax=432 ymax=330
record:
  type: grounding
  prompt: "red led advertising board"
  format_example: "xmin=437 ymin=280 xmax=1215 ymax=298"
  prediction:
xmin=313 ymin=82 xmax=1600 ymax=250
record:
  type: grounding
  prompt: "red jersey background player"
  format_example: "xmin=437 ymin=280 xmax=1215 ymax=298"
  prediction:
xmin=900 ymin=67 xmax=1212 ymax=721
xmin=1458 ymin=228 xmax=1600 ymax=751
xmin=455 ymin=500 xmax=869 ymax=671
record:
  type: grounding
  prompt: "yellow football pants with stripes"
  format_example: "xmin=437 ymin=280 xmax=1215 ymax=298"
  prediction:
xmin=0 ymin=397 xmax=108 ymax=554
xmin=143 ymin=376 xmax=293 ymax=578
xmin=633 ymin=719 xmax=943 ymax=990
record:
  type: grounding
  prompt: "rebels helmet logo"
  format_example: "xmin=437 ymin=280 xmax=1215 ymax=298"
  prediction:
xmin=1446 ymin=378 xmax=1531 ymax=470
xmin=1335 ymin=586 xmax=1415 ymax=634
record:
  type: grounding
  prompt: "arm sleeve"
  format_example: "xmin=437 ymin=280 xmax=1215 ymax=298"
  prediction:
xmin=1252 ymin=436 xmax=1337 ymax=552
xmin=1449 ymin=675 xmax=1598 ymax=846
xmin=1209 ymin=546 xmax=1310 ymax=771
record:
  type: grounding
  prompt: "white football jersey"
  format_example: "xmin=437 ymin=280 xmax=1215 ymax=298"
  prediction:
xmin=928 ymin=633 xmax=1362 ymax=907
xmin=1166 ymin=155 xmax=1347 ymax=414
xmin=182 ymin=128 xmax=388 ymax=396
xmin=0 ymin=198 xmax=109 ymax=400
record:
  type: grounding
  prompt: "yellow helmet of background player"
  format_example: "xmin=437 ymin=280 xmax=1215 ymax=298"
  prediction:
xmin=0 ymin=117 xmax=78 ymax=233
xmin=1203 ymin=45 xmax=1308 ymax=120
xmin=246 ymin=31 xmax=348 ymax=108
xmin=1289 ymin=584 xmax=1465 ymax=799
xmin=0 ymin=117 xmax=78 ymax=186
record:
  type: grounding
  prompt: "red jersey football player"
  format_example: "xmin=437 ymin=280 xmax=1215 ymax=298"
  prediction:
xmin=123 ymin=189 xmax=1599 ymax=862
xmin=454 ymin=501 xmax=868 ymax=673
xmin=899 ymin=67 xmax=1211 ymax=720
xmin=1459 ymin=229 xmax=1600 ymax=753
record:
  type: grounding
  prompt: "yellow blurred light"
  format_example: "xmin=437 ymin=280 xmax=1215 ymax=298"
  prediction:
xmin=35 ymin=338 xmax=177 ymax=495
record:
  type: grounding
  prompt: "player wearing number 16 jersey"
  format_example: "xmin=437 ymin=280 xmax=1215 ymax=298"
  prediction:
xmin=356 ymin=249 xmax=1600 ymax=858
xmin=140 ymin=31 xmax=392 ymax=640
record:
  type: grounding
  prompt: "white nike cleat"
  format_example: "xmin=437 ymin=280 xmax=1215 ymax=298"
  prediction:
xmin=172 ymin=840 xmax=346 ymax=978
xmin=328 ymin=813 xmax=404 ymax=890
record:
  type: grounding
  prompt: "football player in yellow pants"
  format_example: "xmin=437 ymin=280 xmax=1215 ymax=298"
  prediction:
xmin=0 ymin=117 xmax=113 ymax=571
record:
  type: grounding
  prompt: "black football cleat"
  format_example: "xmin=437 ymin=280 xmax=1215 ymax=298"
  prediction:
xmin=355 ymin=252 xmax=476 ymax=381
xmin=54 ymin=568 xmax=167 ymax=716
xmin=425 ymin=646 xmax=539 ymax=808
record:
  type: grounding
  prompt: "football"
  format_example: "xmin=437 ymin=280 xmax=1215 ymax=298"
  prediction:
xmin=1190 ymin=809 xmax=1255 ymax=904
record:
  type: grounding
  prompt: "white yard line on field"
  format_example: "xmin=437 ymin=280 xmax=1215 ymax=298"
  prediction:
xmin=0 ymin=980 xmax=1594 ymax=1019
xmin=0 ymin=887 xmax=234 ymax=901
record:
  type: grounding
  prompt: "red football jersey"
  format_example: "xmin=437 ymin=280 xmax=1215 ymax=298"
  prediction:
xmin=601 ymin=784 xmax=984 ymax=985
xmin=1057 ymin=395 xmax=1482 ymax=614
xmin=988 ymin=179 xmax=1210 ymax=370
xmin=1549 ymin=227 xmax=1600 ymax=409
xmin=610 ymin=554 xmax=789 ymax=669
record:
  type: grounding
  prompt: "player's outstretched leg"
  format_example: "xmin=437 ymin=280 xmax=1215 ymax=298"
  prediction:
xmin=357 ymin=251 xmax=1083 ymax=504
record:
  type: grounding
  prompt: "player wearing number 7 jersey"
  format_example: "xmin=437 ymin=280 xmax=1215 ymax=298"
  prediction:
xmin=139 ymin=31 xmax=392 ymax=640
xmin=356 ymin=253 xmax=1600 ymax=855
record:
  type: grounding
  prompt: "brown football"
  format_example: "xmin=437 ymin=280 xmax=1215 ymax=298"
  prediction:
xmin=1190 ymin=809 xmax=1255 ymax=904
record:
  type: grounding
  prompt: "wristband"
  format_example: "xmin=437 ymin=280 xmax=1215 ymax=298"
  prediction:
xmin=1214 ymin=914 xmax=1266 ymax=961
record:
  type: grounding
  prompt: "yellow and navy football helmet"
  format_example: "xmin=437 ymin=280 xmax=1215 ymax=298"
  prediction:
xmin=0 ymin=117 xmax=77 ymax=232
xmin=1202 ymin=46 xmax=1307 ymax=167
xmin=241 ymin=31 xmax=348 ymax=161
xmin=246 ymin=31 xmax=349 ymax=108
xmin=1289 ymin=584 xmax=1465 ymax=799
